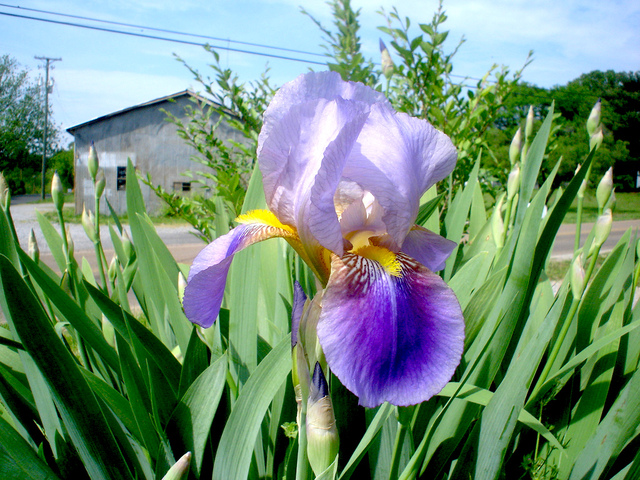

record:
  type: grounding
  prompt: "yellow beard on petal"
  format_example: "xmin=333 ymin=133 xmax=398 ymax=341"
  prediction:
xmin=236 ymin=209 xmax=296 ymax=234
xmin=352 ymin=245 xmax=402 ymax=277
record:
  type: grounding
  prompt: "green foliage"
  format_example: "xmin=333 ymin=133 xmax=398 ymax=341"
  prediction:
xmin=0 ymin=54 xmax=60 ymax=195
xmin=48 ymin=145 xmax=74 ymax=191
xmin=301 ymin=0 xmax=379 ymax=85
xmin=487 ymin=71 xmax=639 ymax=190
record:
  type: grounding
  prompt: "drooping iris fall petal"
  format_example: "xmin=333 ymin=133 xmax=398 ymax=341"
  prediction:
xmin=184 ymin=212 xmax=296 ymax=328
xmin=317 ymin=252 xmax=464 ymax=407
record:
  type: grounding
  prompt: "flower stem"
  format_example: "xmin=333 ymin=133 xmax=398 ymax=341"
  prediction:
xmin=389 ymin=422 xmax=408 ymax=480
xmin=296 ymin=410 xmax=309 ymax=480
xmin=94 ymin=196 xmax=108 ymax=293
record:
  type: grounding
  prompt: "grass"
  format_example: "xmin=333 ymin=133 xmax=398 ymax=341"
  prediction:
xmin=563 ymin=191 xmax=640 ymax=224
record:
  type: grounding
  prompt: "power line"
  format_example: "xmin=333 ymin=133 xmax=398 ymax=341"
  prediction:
xmin=0 ymin=11 xmax=326 ymax=66
xmin=0 ymin=2 xmax=326 ymax=59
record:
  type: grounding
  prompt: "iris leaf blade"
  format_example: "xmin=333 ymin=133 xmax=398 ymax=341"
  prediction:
xmin=213 ymin=334 xmax=291 ymax=480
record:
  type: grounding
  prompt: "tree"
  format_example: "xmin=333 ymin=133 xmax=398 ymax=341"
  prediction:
xmin=0 ymin=54 xmax=59 ymax=194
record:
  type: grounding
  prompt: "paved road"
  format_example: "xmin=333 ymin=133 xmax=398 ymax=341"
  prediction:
xmin=8 ymin=200 xmax=640 ymax=274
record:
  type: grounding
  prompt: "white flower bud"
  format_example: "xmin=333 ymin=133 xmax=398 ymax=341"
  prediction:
xmin=571 ymin=253 xmax=585 ymax=299
xmin=589 ymin=125 xmax=604 ymax=151
xmin=596 ymin=167 xmax=613 ymax=211
xmin=507 ymin=164 xmax=520 ymax=200
xmin=108 ymin=256 xmax=117 ymax=283
xmin=95 ymin=169 xmax=106 ymax=199
xmin=52 ymin=171 xmax=64 ymax=212
xmin=162 ymin=452 xmax=192 ymax=480
xmin=590 ymin=209 xmax=613 ymax=254
xmin=525 ymin=106 xmax=534 ymax=140
xmin=306 ymin=363 xmax=339 ymax=476
xmin=28 ymin=229 xmax=39 ymax=263
xmin=380 ymin=39 xmax=394 ymax=80
xmin=0 ymin=172 xmax=9 ymax=209
xmin=88 ymin=142 xmax=99 ymax=182
xmin=82 ymin=205 xmax=97 ymax=242
xmin=586 ymin=99 xmax=601 ymax=137
xmin=509 ymin=128 xmax=522 ymax=165
xmin=65 ymin=226 xmax=74 ymax=258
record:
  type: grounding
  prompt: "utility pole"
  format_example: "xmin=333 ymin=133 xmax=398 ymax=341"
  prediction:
xmin=34 ymin=56 xmax=61 ymax=200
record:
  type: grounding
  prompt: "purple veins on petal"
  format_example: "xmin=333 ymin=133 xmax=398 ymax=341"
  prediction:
xmin=317 ymin=252 xmax=464 ymax=408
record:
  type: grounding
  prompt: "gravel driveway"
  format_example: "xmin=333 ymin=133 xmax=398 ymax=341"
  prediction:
xmin=10 ymin=201 xmax=201 ymax=256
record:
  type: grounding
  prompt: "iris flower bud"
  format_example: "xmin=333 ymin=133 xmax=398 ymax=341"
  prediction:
xmin=88 ymin=141 xmax=99 ymax=182
xmin=596 ymin=168 xmax=613 ymax=211
xmin=380 ymin=39 xmax=394 ymax=80
xmin=306 ymin=363 xmax=339 ymax=476
xmin=590 ymin=209 xmax=612 ymax=255
xmin=507 ymin=164 xmax=520 ymax=200
xmin=525 ymin=106 xmax=534 ymax=140
xmin=95 ymin=169 xmax=106 ymax=199
xmin=586 ymin=99 xmax=601 ymax=137
xmin=65 ymin=226 xmax=74 ymax=258
xmin=82 ymin=205 xmax=97 ymax=242
xmin=162 ymin=452 xmax=192 ymax=480
xmin=0 ymin=172 xmax=9 ymax=209
xmin=491 ymin=194 xmax=505 ymax=248
xmin=576 ymin=164 xmax=586 ymax=199
xmin=178 ymin=271 xmax=187 ymax=303
xmin=52 ymin=171 xmax=64 ymax=212
xmin=28 ymin=229 xmax=39 ymax=263
xmin=108 ymin=256 xmax=117 ymax=283
xmin=122 ymin=230 xmax=134 ymax=260
xmin=589 ymin=125 xmax=603 ymax=151
xmin=509 ymin=128 xmax=522 ymax=165
xmin=571 ymin=253 xmax=585 ymax=300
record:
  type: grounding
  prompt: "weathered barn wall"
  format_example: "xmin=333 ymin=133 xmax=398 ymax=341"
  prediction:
xmin=68 ymin=92 xmax=242 ymax=215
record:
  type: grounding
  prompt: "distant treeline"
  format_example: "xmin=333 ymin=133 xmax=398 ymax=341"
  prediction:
xmin=487 ymin=70 xmax=640 ymax=190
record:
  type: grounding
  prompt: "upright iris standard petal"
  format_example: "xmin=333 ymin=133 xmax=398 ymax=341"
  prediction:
xmin=184 ymin=212 xmax=297 ymax=328
xmin=317 ymin=252 xmax=464 ymax=407
xmin=259 ymin=90 xmax=370 ymax=258
xmin=342 ymin=103 xmax=457 ymax=249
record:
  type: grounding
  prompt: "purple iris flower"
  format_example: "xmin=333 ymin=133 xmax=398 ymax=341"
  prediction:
xmin=183 ymin=71 xmax=464 ymax=407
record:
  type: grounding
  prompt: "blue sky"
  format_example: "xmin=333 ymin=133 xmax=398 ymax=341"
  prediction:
xmin=2 ymin=0 xmax=639 ymax=146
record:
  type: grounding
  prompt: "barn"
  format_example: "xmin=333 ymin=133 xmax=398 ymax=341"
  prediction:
xmin=67 ymin=90 xmax=242 ymax=215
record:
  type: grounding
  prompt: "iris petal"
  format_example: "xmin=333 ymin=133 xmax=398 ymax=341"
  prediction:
xmin=400 ymin=226 xmax=457 ymax=272
xmin=259 ymin=94 xmax=370 ymax=258
xmin=317 ymin=252 xmax=464 ymax=407
xmin=342 ymin=103 xmax=457 ymax=248
xmin=184 ymin=217 xmax=296 ymax=328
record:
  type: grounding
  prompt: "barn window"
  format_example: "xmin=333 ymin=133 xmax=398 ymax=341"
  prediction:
xmin=116 ymin=167 xmax=127 ymax=191
xmin=172 ymin=182 xmax=191 ymax=192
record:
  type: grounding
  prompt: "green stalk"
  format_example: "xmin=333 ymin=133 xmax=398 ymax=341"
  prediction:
xmin=574 ymin=200 xmax=584 ymax=252
xmin=574 ymin=163 xmax=593 ymax=253
xmin=94 ymin=195 xmax=108 ymax=293
xmin=296 ymin=410 xmax=309 ymax=480
xmin=56 ymin=209 xmax=77 ymax=299
xmin=389 ymin=422 xmax=408 ymax=480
